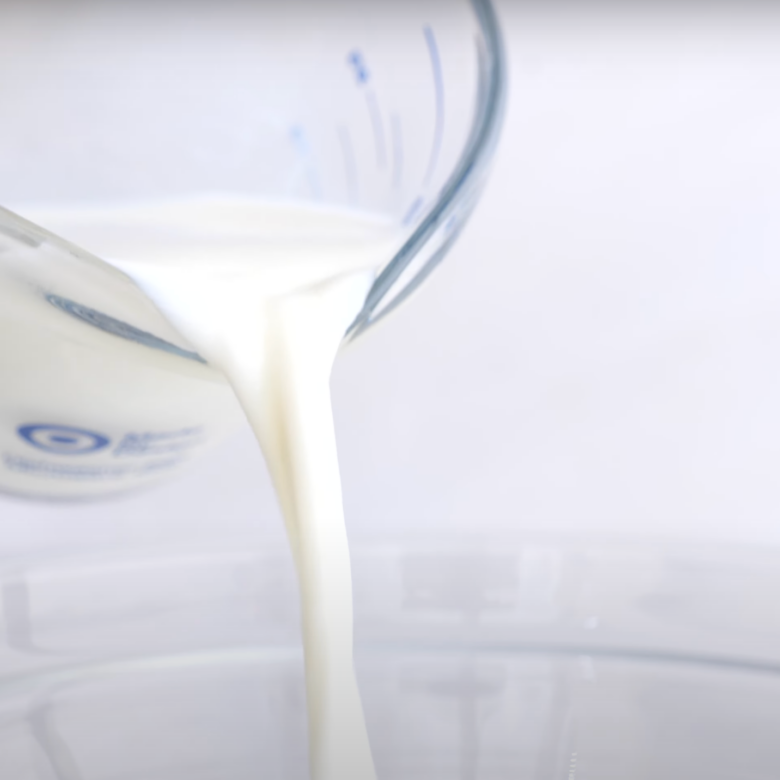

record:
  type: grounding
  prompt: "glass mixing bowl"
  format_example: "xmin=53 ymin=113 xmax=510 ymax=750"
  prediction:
xmin=0 ymin=0 xmax=505 ymax=499
xmin=2 ymin=538 xmax=779 ymax=779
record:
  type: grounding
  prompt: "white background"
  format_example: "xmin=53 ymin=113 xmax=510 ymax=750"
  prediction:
xmin=4 ymin=2 xmax=780 ymax=556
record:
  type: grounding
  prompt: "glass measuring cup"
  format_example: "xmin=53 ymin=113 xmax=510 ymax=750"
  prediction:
xmin=0 ymin=0 xmax=505 ymax=500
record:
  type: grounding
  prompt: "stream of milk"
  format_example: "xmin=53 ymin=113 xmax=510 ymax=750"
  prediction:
xmin=22 ymin=195 xmax=400 ymax=780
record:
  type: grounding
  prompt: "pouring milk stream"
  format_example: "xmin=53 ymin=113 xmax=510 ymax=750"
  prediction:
xmin=20 ymin=195 xmax=400 ymax=780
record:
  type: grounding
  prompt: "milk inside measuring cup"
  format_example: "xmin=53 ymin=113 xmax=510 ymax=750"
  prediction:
xmin=17 ymin=195 xmax=401 ymax=780
xmin=0 ymin=210 xmax=250 ymax=498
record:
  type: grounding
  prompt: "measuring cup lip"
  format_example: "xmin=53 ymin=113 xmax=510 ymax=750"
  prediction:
xmin=347 ymin=0 xmax=507 ymax=338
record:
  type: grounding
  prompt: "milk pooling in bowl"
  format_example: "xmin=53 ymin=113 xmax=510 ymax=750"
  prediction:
xmin=23 ymin=196 xmax=400 ymax=780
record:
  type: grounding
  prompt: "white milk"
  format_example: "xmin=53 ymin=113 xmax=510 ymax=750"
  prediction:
xmin=21 ymin=195 xmax=400 ymax=780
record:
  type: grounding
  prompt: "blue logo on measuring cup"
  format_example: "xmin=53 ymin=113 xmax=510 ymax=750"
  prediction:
xmin=17 ymin=424 xmax=111 ymax=455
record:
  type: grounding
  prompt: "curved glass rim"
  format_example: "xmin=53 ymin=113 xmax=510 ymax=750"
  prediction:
xmin=347 ymin=0 xmax=507 ymax=338
xmin=0 ymin=1 xmax=507 ymax=349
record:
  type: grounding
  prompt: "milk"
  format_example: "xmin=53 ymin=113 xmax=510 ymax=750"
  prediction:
xmin=20 ymin=196 xmax=400 ymax=780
